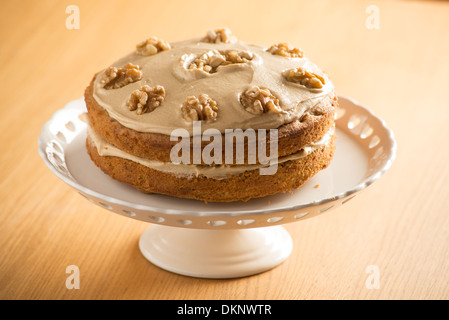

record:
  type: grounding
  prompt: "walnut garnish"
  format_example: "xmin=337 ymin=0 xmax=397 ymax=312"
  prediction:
xmin=267 ymin=43 xmax=303 ymax=58
xmin=187 ymin=50 xmax=253 ymax=73
xmin=181 ymin=94 xmax=218 ymax=121
xmin=283 ymin=67 xmax=326 ymax=89
xmin=240 ymin=86 xmax=282 ymax=115
xmin=126 ymin=85 xmax=166 ymax=115
xmin=136 ymin=37 xmax=171 ymax=56
xmin=224 ymin=50 xmax=254 ymax=63
xmin=202 ymin=28 xmax=236 ymax=44
xmin=100 ymin=63 xmax=142 ymax=89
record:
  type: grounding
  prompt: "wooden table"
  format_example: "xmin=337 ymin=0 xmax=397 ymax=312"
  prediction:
xmin=1 ymin=0 xmax=449 ymax=300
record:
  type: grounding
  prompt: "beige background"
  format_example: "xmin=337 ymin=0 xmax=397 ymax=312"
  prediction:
xmin=1 ymin=0 xmax=449 ymax=299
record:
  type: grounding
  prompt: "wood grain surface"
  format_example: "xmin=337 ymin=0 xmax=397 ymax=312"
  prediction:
xmin=1 ymin=0 xmax=449 ymax=300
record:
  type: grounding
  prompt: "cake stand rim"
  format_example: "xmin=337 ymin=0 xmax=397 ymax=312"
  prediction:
xmin=38 ymin=95 xmax=397 ymax=219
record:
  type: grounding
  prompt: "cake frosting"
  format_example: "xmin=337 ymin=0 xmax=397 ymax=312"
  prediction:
xmin=92 ymin=37 xmax=334 ymax=135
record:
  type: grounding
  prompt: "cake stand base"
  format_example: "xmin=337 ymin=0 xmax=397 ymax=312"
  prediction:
xmin=138 ymin=225 xmax=293 ymax=279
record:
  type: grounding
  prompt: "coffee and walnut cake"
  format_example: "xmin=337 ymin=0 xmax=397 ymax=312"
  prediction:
xmin=84 ymin=28 xmax=337 ymax=202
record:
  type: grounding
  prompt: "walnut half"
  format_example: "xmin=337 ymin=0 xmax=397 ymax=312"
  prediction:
xmin=283 ymin=67 xmax=326 ymax=89
xmin=202 ymin=28 xmax=236 ymax=44
xmin=126 ymin=85 xmax=166 ymax=115
xmin=136 ymin=37 xmax=171 ymax=56
xmin=240 ymin=86 xmax=283 ymax=115
xmin=267 ymin=43 xmax=303 ymax=58
xmin=188 ymin=49 xmax=254 ymax=73
xmin=99 ymin=63 xmax=142 ymax=89
xmin=181 ymin=94 xmax=218 ymax=121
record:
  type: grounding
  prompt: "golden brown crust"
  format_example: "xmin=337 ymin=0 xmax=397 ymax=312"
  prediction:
xmin=86 ymin=134 xmax=336 ymax=202
xmin=84 ymin=76 xmax=337 ymax=164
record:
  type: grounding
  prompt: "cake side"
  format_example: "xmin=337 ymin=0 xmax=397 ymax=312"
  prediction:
xmin=86 ymin=134 xmax=336 ymax=202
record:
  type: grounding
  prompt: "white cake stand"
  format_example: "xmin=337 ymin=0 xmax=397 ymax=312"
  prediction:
xmin=38 ymin=95 xmax=396 ymax=279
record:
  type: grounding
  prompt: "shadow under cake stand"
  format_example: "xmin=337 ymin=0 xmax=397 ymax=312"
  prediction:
xmin=38 ymin=96 xmax=396 ymax=279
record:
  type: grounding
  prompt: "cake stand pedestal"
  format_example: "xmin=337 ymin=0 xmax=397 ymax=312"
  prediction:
xmin=38 ymin=95 xmax=396 ymax=279
xmin=139 ymin=225 xmax=292 ymax=278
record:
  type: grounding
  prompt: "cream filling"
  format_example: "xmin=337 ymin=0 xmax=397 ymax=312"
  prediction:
xmin=87 ymin=123 xmax=335 ymax=180
xmin=92 ymin=38 xmax=334 ymax=135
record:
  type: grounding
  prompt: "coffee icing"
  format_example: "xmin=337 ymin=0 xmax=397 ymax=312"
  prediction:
xmin=92 ymin=37 xmax=333 ymax=135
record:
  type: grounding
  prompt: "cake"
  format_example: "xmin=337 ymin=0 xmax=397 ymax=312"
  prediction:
xmin=84 ymin=28 xmax=337 ymax=202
